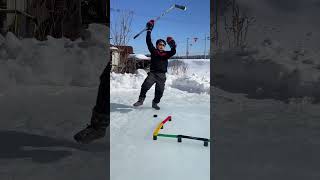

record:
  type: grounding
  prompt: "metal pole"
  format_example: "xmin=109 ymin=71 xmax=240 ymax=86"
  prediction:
xmin=204 ymin=34 xmax=206 ymax=59
xmin=186 ymin=38 xmax=189 ymax=58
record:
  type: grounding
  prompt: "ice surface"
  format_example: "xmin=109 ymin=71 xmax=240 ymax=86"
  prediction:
xmin=110 ymin=59 xmax=210 ymax=180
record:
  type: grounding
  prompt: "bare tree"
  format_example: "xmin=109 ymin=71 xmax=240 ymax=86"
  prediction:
xmin=111 ymin=11 xmax=133 ymax=46
xmin=223 ymin=0 xmax=255 ymax=48
xmin=111 ymin=11 xmax=134 ymax=73
xmin=28 ymin=0 xmax=81 ymax=40
xmin=169 ymin=60 xmax=189 ymax=75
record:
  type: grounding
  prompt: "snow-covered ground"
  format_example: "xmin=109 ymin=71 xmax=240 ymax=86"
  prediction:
xmin=0 ymin=24 xmax=109 ymax=179
xmin=110 ymin=59 xmax=210 ymax=180
xmin=128 ymin=54 xmax=151 ymax=60
xmin=213 ymin=85 xmax=320 ymax=179
xmin=0 ymin=24 xmax=107 ymax=91
xmin=0 ymin=21 xmax=210 ymax=179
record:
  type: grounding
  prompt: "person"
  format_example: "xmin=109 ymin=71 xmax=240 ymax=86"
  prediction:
xmin=73 ymin=61 xmax=111 ymax=144
xmin=133 ymin=20 xmax=176 ymax=110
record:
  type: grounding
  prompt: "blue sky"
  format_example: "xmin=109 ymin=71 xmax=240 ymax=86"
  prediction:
xmin=110 ymin=0 xmax=210 ymax=56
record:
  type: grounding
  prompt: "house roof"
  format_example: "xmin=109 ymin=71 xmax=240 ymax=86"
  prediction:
xmin=128 ymin=54 xmax=151 ymax=60
xmin=110 ymin=46 xmax=118 ymax=51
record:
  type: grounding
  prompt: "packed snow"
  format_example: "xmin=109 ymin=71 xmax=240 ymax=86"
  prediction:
xmin=214 ymin=3 xmax=320 ymax=101
xmin=111 ymin=59 xmax=210 ymax=94
xmin=0 ymin=24 xmax=109 ymax=179
xmin=0 ymin=24 xmax=107 ymax=91
xmin=0 ymin=22 xmax=210 ymax=179
xmin=110 ymin=59 xmax=210 ymax=180
xmin=128 ymin=54 xmax=151 ymax=60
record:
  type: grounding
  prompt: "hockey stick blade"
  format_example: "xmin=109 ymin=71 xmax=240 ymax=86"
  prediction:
xmin=174 ymin=4 xmax=187 ymax=11
xmin=133 ymin=4 xmax=186 ymax=39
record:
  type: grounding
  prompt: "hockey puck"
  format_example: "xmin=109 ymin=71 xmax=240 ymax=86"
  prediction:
xmin=153 ymin=114 xmax=157 ymax=117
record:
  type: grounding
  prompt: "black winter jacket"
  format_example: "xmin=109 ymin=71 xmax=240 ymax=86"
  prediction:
xmin=146 ymin=31 xmax=176 ymax=73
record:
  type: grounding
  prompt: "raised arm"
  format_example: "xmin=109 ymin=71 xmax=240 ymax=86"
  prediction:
xmin=165 ymin=36 xmax=177 ymax=58
xmin=145 ymin=20 xmax=155 ymax=53
xmin=146 ymin=31 xmax=155 ymax=53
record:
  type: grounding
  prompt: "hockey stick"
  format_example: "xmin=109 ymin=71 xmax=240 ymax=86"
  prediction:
xmin=133 ymin=4 xmax=187 ymax=39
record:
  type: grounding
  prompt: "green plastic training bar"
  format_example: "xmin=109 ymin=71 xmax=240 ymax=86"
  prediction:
xmin=152 ymin=116 xmax=210 ymax=147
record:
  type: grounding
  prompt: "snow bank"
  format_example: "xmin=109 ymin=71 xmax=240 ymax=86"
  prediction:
xmin=110 ymin=69 xmax=147 ymax=90
xmin=128 ymin=54 xmax=151 ymax=60
xmin=0 ymin=24 xmax=108 ymax=91
xmin=169 ymin=74 xmax=210 ymax=94
xmin=111 ymin=59 xmax=210 ymax=94
xmin=86 ymin=23 xmax=108 ymax=45
xmin=213 ymin=40 xmax=320 ymax=102
xmin=166 ymin=59 xmax=210 ymax=94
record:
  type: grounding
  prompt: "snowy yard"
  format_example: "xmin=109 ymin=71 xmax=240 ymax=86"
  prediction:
xmin=0 ymin=24 xmax=109 ymax=179
xmin=110 ymin=59 xmax=210 ymax=180
xmin=0 ymin=21 xmax=210 ymax=179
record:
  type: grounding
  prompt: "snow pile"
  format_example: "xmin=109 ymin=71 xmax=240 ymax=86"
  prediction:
xmin=110 ymin=69 xmax=147 ymax=90
xmin=167 ymin=59 xmax=210 ymax=94
xmin=230 ymin=39 xmax=320 ymax=71
xmin=0 ymin=24 xmax=108 ymax=91
xmin=86 ymin=23 xmax=108 ymax=45
xmin=128 ymin=54 xmax=151 ymax=60
xmin=168 ymin=73 xmax=210 ymax=94
xmin=213 ymin=38 xmax=320 ymax=101
xmin=185 ymin=59 xmax=210 ymax=78
xmin=110 ymin=59 xmax=210 ymax=94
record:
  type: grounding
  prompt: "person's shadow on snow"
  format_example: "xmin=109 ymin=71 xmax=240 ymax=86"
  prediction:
xmin=0 ymin=130 xmax=107 ymax=164
xmin=111 ymin=103 xmax=134 ymax=113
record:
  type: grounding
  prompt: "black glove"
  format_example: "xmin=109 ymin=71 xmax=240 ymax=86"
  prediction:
xmin=166 ymin=36 xmax=176 ymax=48
xmin=146 ymin=20 xmax=154 ymax=31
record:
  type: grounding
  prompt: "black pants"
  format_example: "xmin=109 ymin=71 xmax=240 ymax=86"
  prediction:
xmin=139 ymin=72 xmax=166 ymax=103
xmin=93 ymin=62 xmax=111 ymax=114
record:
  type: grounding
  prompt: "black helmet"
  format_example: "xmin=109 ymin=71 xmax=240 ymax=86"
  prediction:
xmin=156 ymin=39 xmax=166 ymax=46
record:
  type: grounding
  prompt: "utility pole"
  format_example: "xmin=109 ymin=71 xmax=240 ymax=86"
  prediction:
xmin=204 ymin=34 xmax=206 ymax=60
xmin=186 ymin=37 xmax=189 ymax=58
xmin=204 ymin=35 xmax=210 ymax=59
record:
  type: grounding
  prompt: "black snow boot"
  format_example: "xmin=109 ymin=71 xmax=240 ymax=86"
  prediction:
xmin=152 ymin=101 xmax=160 ymax=110
xmin=74 ymin=109 xmax=109 ymax=144
xmin=133 ymin=97 xmax=145 ymax=107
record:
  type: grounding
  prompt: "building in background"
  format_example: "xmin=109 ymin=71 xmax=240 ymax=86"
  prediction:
xmin=110 ymin=46 xmax=120 ymax=72
xmin=110 ymin=44 xmax=151 ymax=73
xmin=0 ymin=0 xmax=107 ymax=40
